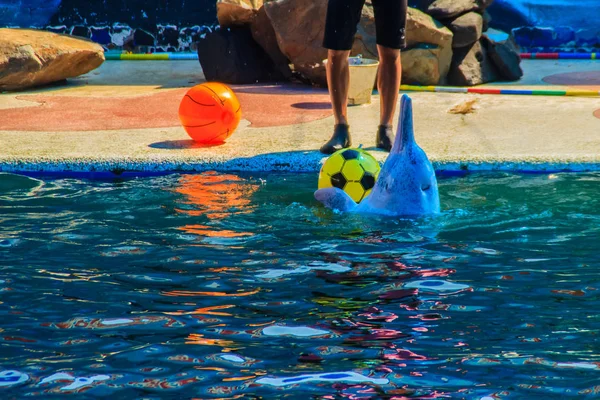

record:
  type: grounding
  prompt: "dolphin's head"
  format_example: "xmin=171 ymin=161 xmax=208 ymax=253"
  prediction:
xmin=365 ymin=95 xmax=440 ymax=216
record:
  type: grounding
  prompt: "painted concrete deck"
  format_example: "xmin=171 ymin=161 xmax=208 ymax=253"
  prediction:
xmin=0 ymin=59 xmax=599 ymax=173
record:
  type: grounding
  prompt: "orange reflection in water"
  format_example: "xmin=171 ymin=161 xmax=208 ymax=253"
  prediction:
xmin=173 ymin=172 xmax=260 ymax=220
xmin=179 ymin=224 xmax=252 ymax=238
xmin=222 ymin=376 xmax=256 ymax=382
xmin=186 ymin=333 xmax=239 ymax=350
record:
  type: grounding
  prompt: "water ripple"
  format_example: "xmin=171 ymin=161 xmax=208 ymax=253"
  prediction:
xmin=0 ymin=172 xmax=598 ymax=397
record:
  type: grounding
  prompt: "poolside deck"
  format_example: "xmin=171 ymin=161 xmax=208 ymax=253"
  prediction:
xmin=0 ymin=59 xmax=599 ymax=173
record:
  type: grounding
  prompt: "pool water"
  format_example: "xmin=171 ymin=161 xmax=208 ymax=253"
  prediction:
xmin=0 ymin=171 xmax=598 ymax=398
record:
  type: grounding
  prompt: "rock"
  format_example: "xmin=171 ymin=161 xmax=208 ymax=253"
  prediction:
xmin=123 ymin=28 xmax=156 ymax=51
xmin=109 ymin=25 xmax=133 ymax=48
xmin=447 ymin=40 xmax=498 ymax=86
xmin=264 ymin=0 xmax=454 ymax=86
xmin=427 ymin=0 xmax=494 ymax=20
xmin=405 ymin=7 xmax=454 ymax=50
xmin=0 ymin=28 xmax=105 ymax=92
xmin=481 ymin=35 xmax=522 ymax=81
xmin=251 ymin=6 xmax=293 ymax=80
xmin=90 ymin=27 xmax=111 ymax=45
xmin=402 ymin=44 xmax=450 ymax=85
xmin=197 ymin=26 xmax=286 ymax=84
xmin=217 ymin=0 xmax=266 ymax=27
xmin=482 ymin=10 xmax=491 ymax=32
xmin=133 ymin=29 xmax=156 ymax=46
xmin=512 ymin=26 xmax=575 ymax=49
xmin=353 ymin=2 xmax=379 ymax=60
xmin=263 ymin=0 xmax=330 ymax=86
xmin=449 ymin=12 xmax=483 ymax=48
xmin=179 ymin=26 xmax=202 ymax=52
xmin=405 ymin=8 xmax=453 ymax=85
xmin=157 ymin=25 xmax=180 ymax=48
xmin=354 ymin=6 xmax=453 ymax=85
xmin=575 ymin=28 xmax=600 ymax=47
xmin=70 ymin=26 xmax=91 ymax=39
xmin=408 ymin=0 xmax=435 ymax=12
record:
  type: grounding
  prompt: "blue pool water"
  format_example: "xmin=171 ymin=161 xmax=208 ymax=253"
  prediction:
xmin=0 ymin=171 xmax=598 ymax=398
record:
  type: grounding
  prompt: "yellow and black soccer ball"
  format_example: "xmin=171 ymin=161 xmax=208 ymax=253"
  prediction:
xmin=318 ymin=148 xmax=381 ymax=203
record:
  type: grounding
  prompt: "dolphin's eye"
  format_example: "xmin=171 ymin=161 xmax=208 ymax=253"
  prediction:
xmin=422 ymin=184 xmax=431 ymax=191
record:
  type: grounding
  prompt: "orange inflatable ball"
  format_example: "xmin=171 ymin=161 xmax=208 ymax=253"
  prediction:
xmin=178 ymin=82 xmax=241 ymax=144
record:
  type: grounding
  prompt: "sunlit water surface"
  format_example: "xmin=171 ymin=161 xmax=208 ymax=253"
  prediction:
xmin=0 ymin=171 xmax=598 ymax=398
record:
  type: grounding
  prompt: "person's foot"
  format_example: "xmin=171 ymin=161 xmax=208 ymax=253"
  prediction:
xmin=320 ymin=124 xmax=351 ymax=154
xmin=376 ymin=125 xmax=394 ymax=152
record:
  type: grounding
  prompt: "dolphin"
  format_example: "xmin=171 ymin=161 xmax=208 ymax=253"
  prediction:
xmin=315 ymin=94 xmax=440 ymax=216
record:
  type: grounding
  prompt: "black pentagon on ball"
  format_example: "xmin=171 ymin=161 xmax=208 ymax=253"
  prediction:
xmin=331 ymin=172 xmax=347 ymax=189
xmin=341 ymin=149 xmax=360 ymax=160
xmin=360 ymin=172 xmax=376 ymax=190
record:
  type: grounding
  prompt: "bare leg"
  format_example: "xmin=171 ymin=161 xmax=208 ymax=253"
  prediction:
xmin=327 ymin=50 xmax=351 ymax=125
xmin=376 ymin=45 xmax=402 ymax=151
xmin=320 ymin=50 xmax=352 ymax=154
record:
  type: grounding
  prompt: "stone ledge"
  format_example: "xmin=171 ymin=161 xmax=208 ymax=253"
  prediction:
xmin=2 ymin=156 xmax=599 ymax=175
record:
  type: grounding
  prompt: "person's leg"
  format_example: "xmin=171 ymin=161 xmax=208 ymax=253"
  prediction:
xmin=319 ymin=49 xmax=352 ymax=154
xmin=320 ymin=0 xmax=365 ymax=154
xmin=373 ymin=0 xmax=407 ymax=151
xmin=328 ymin=50 xmax=351 ymax=127
xmin=376 ymin=45 xmax=401 ymax=151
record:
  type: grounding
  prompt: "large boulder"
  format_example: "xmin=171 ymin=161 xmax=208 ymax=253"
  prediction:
xmin=197 ymin=26 xmax=286 ymax=84
xmin=353 ymin=2 xmax=380 ymax=60
xmin=408 ymin=0 xmax=435 ymax=12
xmin=217 ymin=0 xmax=266 ymax=27
xmin=263 ymin=0 xmax=331 ymax=86
xmin=448 ymin=40 xmax=498 ymax=85
xmin=512 ymin=26 xmax=575 ymax=49
xmin=481 ymin=35 xmax=523 ymax=81
xmin=427 ymin=0 xmax=494 ymax=20
xmin=405 ymin=7 xmax=454 ymax=50
xmin=402 ymin=45 xmax=450 ymax=85
xmin=448 ymin=12 xmax=483 ymax=48
xmin=404 ymin=8 xmax=453 ymax=84
xmin=265 ymin=0 xmax=454 ymax=86
xmin=250 ymin=6 xmax=293 ymax=80
xmin=482 ymin=10 xmax=491 ymax=32
xmin=0 ymin=28 xmax=104 ymax=92
xmin=354 ymin=5 xmax=454 ymax=86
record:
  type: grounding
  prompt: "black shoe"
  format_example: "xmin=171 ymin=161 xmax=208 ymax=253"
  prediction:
xmin=376 ymin=125 xmax=394 ymax=152
xmin=320 ymin=124 xmax=351 ymax=155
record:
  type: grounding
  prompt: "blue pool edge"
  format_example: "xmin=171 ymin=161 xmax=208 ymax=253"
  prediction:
xmin=1 ymin=158 xmax=600 ymax=179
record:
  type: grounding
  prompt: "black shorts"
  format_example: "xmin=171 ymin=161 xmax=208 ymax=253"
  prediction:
xmin=323 ymin=0 xmax=407 ymax=51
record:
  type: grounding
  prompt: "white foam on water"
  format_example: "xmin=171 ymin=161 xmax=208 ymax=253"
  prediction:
xmin=262 ymin=325 xmax=330 ymax=337
xmin=256 ymin=263 xmax=350 ymax=279
xmin=61 ymin=375 xmax=110 ymax=391
xmin=39 ymin=372 xmax=74 ymax=384
xmin=405 ymin=280 xmax=469 ymax=291
xmin=101 ymin=318 xmax=134 ymax=326
xmin=556 ymin=362 xmax=599 ymax=370
xmin=473 ymin=247 xmax=500 ymax=255
xmin=0 ymin=370 xmax=29 ymax=387
xmin=219 ymin=354 xmax=245 ymax=363
xmin=40 ymin=372 xmax=110 ymax=390
xmin=256 ymin=371 xmax=388 ymax=387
